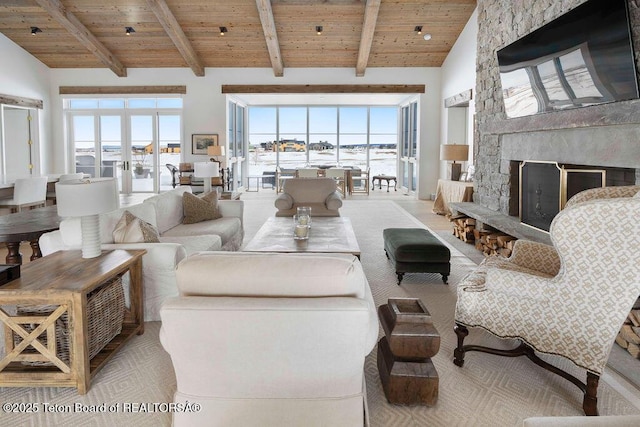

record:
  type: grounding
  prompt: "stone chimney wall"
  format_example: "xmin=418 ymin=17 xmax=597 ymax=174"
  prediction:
xmin=474 ymin=0 xmax=640 ymax=214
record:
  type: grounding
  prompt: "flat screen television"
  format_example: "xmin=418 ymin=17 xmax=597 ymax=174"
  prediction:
xmin=497 ymin=0 xmax=639 ymax=118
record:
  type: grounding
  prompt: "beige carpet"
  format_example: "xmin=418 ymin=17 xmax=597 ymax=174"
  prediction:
xmin=2 ymin=199 xmax=639 ymax=426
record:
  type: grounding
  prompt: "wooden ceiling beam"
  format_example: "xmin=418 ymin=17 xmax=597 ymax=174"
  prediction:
xmin=59 ymin=86 xmax=187 ymax=95
xmin=255 ymin=0 xmax=284 ymax=77
xmin=355 ymin=0 xmax=381 ymax=77
xmin=33 ymin=0 xmax=127 ymax=77
xmin=145 ymin=0 xmax=204 ymax=77
xmin=221 ymin=84 xmax=425 ymax=94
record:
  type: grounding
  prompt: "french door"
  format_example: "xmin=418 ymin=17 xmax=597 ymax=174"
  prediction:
xmin=69 ymin=111 xmax=181 ymax=193
xmin=399 ymin=101 xmax=418 ymax=194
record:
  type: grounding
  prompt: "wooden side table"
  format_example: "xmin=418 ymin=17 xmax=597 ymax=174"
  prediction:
xmin=432 ymin=179 xmax=474 ymax=216
xmin=372 ymin=175 xmax=397 ymax=192
xmin=0 ymin=249 xmax=145 ymax=394
xmin=377 ymin=298 xmax=440 ymax=406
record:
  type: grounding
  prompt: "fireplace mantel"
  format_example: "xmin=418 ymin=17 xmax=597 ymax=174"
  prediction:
xmin=480 ymin=98 xmax=640 ymax=136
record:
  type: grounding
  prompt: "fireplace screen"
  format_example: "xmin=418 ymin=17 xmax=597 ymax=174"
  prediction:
xmin=520 ymin=161 xmax=562 ymax=232
xmin=520 ymin=161 xmax=606 ymax=232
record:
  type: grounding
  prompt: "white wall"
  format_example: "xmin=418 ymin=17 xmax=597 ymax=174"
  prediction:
xmin=0 ymin=33 xmax=52 ymax=175
xmin=440 ymin=8 xmax=478 ymax=181
xmin=49 ymin=66 xmax=443 ymax=197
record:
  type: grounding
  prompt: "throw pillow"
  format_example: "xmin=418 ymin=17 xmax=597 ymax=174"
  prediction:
xmin=183 ymin=191 xmax=222 ymax=224
xmin=113 ymin=210 xmax=160 ymax=243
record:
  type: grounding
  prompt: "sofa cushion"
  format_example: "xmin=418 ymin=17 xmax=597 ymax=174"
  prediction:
xmin=144 ymin=187 xmax=191 ymax=234
xmin=283 ymin=178 xmax=337 ymax=203
xmin=101 ymin=202 xmax=157 ymax=244
xmin=325 ymin=192 xmax=342 ymax=210
xmin=163 ymin=217 xmax=241 ymax=247
xmin=113 ymin=210 xmax=160 ymax=243
xmin=159 ymin=235 xmax=222 ymax=255
xmin=176 ymin=252 xmax=368 ymax=299
xmin=182 ymin=191 xmax=222 ymax=224
xmin=274 ymin=193 xmax=293 ymax=210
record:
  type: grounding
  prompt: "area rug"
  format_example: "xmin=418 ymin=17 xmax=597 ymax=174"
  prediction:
xmin=1 ymin=199 xmax=639 ymax=426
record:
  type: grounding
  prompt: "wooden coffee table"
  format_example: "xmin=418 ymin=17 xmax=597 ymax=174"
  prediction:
xmin=243 ymin=216 xmax=360 ymax=258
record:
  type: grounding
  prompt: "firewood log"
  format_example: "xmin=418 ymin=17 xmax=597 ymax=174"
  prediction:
xmin=627 ymin=342 xmax=640 ymax=359
xmin=620 ymin=324 xmax=640 ymax=345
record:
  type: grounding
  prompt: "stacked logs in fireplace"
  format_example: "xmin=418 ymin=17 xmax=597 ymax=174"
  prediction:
xmin=615 ymin=298 xmax=640 ymax=359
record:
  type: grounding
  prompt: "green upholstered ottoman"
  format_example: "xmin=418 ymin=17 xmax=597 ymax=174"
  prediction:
xmin=383 ymin=228 xmax=451 ymax=285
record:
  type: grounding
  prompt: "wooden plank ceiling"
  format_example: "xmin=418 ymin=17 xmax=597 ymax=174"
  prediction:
xmin=0 ymin=0 xmax=476 ymax=77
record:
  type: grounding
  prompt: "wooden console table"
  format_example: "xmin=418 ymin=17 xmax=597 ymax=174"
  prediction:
xmin=433 ymin=179 xmax=474 ymax=216
xmin=0 ymin=249 xmax=145 ymax=394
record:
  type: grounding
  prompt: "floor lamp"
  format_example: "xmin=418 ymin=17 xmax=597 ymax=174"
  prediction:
xmin=55 ymin=178 xmax=119 ymax=258
xmin=440 ymin=144 xmax=469 ymax=181
xmin=194 ymin=161 xmax=219 ymax=194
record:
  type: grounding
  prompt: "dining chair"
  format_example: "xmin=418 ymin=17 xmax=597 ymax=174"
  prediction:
xmin=325 ymin=168 xmax=347 ymax=195
xmin=0 ymin=176 xmax=49 ymax=213
xmin=296 ymin=168 xmax=320 ymax=178
xmin=166 ymin=164 xmax=179 ymax=188
xmin=350 ymin=168 xmax=370 ymax=195
xmin=276 ymin=167 xmax=296 ymax=193
xmin=46 ymin=173 xmax=85 ymax=203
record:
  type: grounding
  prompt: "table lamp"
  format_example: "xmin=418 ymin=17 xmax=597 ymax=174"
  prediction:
xmin=55 ymin=178 xmax=119 ymax=258
xmin=194 ymin=161 xmax=219 ymax=194
xmin=440 ymin=144 xmax=469 ymax=181
xmin=207 ymin=145 xmax=226 ymax=188
xmin=207 ymin=145 xmax=226 ymax=163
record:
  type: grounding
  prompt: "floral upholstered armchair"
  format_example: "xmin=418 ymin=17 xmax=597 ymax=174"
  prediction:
xmin=453 ymin=186 xmax=640 ymax=416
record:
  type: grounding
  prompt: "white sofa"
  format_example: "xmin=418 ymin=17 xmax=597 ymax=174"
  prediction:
xmin=160 ymin=252 xmax=379 ymax=427
xmin=39 ymin=187 xmax=244 ymax=321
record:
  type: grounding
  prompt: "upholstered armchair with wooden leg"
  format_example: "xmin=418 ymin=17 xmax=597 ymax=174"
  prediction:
xmin=453 ymin=195 xmax=640 ymax=416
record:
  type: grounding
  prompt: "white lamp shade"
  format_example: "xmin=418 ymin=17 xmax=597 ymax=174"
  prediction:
xmin=440 ymin=144 xmax=469 ymax=161
xmin=55 ymin=178 xmax=118 ymax=217
xmin=55 ymin=178 xmax=118 ymax=259
xmin=194 ymin=162 xmax=220 ymax=178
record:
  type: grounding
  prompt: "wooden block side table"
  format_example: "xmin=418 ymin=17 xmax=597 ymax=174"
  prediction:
xmin=0 ymin=249 xmax=145 ymax=394
xmin=377 ymin=298 xmax=440 ymax=406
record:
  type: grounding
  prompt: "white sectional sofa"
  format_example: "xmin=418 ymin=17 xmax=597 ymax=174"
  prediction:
xmin=39 ymin=187 xmax=243 ymax=321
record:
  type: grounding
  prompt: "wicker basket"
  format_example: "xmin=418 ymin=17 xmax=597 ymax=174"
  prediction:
xmin=14 ymin=274 xmax=125 ymax=366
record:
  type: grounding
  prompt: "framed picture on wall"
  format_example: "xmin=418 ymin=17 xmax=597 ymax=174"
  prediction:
xmin=192 ymin=134 xmax=219 ymax=155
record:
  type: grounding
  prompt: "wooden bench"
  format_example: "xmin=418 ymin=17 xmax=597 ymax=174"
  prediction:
xmin=383 ymin=228 xmax=451 ymax=285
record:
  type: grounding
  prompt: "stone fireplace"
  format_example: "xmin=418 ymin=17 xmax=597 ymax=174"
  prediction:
xmin=471 ymin=0 xmax=640 ymax=385
xmin=474 ymin=0 xmax=640 ymax=219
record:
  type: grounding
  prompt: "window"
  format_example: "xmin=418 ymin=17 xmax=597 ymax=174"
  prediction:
xmin=248 ymin=105 xmax=398 ymax=177
xmin=64 ymin=96 xmax=183 ymax=193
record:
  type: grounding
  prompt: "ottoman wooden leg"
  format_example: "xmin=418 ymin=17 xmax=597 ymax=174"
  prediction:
xmin=441 ymin=274 xmax=448 ymax=284
xmin=396 ymin=272 xmax=404 ymax=285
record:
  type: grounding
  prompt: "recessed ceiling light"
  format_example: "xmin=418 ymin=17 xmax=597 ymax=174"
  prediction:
xmin=30 ymin=26 xmax=42 ymax=36
xmin=125 ymin=27 xmax=135 ymax=36
xmin=414 ymin=26 xmax=422 ymax=35
xmin=316 ymin=26 xmax=323 ymax=35
xmin=220 ymin=26 xmax=228 ymax=36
